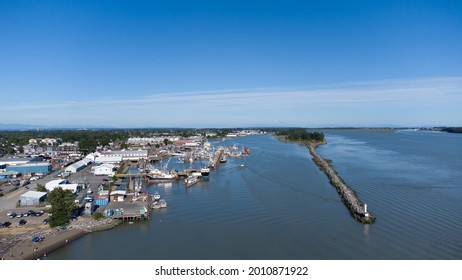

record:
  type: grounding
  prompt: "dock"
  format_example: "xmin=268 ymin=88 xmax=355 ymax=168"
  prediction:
xmin=214 ymin=149 xmax=225 ymax=169
xmin=307 ymin=142 xmax=376 ymax=224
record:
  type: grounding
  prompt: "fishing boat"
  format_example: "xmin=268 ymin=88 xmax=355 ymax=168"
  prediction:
xmin=152 ymin=201 xmax=161 ymax=209
xmin=200 ymin=167 xmax=210 ymax=178
xmin=147 ymin=169 xmax=177 ymax=182
xmin=184 ymin=175 xmax=199 ymax=188
xmin=159 ymin=199 xmax=167 ymax=208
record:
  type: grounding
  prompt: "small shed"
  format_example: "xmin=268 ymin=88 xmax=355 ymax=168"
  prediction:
xmin=19 ymin=191 xmax=47 ymax=206
xmin=110 ymin=190 xmax=126 ymax=202
xmin=84 ymin=200 xmax=96 ymax=216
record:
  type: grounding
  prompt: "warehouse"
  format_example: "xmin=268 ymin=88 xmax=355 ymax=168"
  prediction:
xmin=64 ymin=160 xmax=87 ymax=173
xmin=99 ymin=150 xmax=148 ymax=161
xmin=19 ymin=191 xmax=47 ymax=206
xmin=45 ymin=179 xmax=80 ymax=194
xmin=94 ymin=155 xmax=122 ymax=164
xmin=6 ymin=162 xmax=52 ymax=174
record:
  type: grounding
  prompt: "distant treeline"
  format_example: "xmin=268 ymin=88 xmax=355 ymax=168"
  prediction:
xmin=275 ymin=128 xmax=325 ymax=142
xmin=441 ymin=127 xmax=462 ymax=134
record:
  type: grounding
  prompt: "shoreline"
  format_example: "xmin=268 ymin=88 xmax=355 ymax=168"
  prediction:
xmin=1 ymin=228 xmax=86 ymax=260
xmin=1 ymin=217 xmax=121 ymax=260
xmin=307 ymin=141 xmax=376 ymax=224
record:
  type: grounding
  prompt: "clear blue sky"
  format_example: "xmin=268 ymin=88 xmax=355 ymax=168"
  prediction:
xmin=1 ymin=0 xmax=461 ymax=127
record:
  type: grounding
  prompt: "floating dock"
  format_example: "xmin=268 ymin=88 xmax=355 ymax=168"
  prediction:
xmin=307 ymin=142 xmax=376 ymax=224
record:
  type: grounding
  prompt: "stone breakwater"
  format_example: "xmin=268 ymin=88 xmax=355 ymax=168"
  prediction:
xmin=72 ymin=217 xmax=122 ymax=232
xmin=307 ymin=142 xmax=376 ymax=224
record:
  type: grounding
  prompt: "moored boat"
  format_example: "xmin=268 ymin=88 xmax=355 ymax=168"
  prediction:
xmin=153 ymin=192 xmax=161 ymax=200
xmin=147 ymin=168 xmax=177 ymax=182
xmin=200 ymin=167 xmax=210 ymax=178
xmin=184 ymin=175 xmax=199 ymax=188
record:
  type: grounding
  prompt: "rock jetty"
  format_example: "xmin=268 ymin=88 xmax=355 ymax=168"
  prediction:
xmin=307 ymin=142 xmax=376 ymax=224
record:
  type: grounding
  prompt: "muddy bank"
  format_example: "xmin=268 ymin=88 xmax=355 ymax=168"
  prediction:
xmin=0 ymin=217 xmax=122 ymax=260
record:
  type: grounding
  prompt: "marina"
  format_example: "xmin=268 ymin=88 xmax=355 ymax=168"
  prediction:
xmin=45 ymin=131 xmax=462 ymax=260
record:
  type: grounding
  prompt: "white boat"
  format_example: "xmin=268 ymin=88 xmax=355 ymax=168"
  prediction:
xmin=159 ymin=199 xmax=167 ymax=208
xmin=220 ymin=156 xmax=227 ymax=163
xmin=153 ymin=192 xmax=161 ymax=200
xmin=152 ymin=201 xmax=161 ymax=209
xmin=147 ymin=168 xmax=177 ymax=181
xmin=184 ymin=175 xmax=199 ymax=188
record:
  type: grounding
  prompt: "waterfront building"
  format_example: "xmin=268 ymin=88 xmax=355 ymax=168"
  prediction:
xmin=98 ymin=150 xmax=148 ymax=162
xmin=92 ymin=164 xmax=116 ymax=176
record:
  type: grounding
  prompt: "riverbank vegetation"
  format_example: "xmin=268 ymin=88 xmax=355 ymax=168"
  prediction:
xmin=441 ymin=127 xmax=462 ymax=134
xmin=274 ymin=128 xmax=325 ymax=143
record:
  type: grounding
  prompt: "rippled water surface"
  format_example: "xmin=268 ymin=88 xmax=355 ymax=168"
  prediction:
xmin=49 ymin=131 xmax=462 ymax=259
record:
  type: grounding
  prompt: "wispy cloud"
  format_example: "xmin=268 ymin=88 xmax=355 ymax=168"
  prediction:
xmin=2 ymin=76 xmax=462 ymax=127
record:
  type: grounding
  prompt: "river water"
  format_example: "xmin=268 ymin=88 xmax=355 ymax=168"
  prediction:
xmin=49 ymin=131 xmax=462 ymax=259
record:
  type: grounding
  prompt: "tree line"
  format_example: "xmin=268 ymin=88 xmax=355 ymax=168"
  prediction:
xmin=275 ymin=128 xmax=325 ymax=142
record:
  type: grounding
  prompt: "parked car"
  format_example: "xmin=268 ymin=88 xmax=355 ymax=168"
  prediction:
xmin=16 ymin=213 xmax=23 ymax=218
xmin=42 ymin=218 xmax=49 ymax=224
xmin=27 ymin=210 xmax=36 ymax=216
xmin=1 ymin=221 xmax=12 ymax=228
xmin=19 ymin=219 xmax=27 ymax=226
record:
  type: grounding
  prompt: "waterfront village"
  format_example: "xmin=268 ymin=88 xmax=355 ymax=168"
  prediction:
xmin=0 ymin=129 xmax=262 ymax=259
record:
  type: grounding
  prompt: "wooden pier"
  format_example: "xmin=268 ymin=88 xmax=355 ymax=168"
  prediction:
xmin=307 ymin=142 xmax=376 ymax=224
xmin=214 ymin=149 xmax=225 ymax=169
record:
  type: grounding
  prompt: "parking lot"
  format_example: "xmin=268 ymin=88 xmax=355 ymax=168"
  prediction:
xmin=0 ymin=163 xmax=112 ymax=228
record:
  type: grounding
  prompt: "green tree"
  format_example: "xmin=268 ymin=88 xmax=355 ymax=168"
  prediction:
xmin=47 ymin=188 xmax=76 ymax=227
xmin=78 ymin=135 xmax=96 ymax=155
xmin=36 ymin=184 xmax=47 ymax=192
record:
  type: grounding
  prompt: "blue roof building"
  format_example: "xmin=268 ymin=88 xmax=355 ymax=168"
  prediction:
xmin=6 ymin=162 xmax=52 ymax=174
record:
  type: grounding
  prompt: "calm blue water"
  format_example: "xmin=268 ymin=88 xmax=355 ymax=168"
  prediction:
xmin=49 ymin=131 xmax=462 ymax=259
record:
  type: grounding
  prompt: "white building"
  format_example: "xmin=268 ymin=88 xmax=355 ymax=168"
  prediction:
xmin=92 ymin=164 xmax=116 ymax=176
xmin=45 ymin=179 xmax=80 ymax=194
xmin=99 ymin=150 xmax=148 ymax=161
xmin=94 ymin=155 xmax=123 ymax=164
xmin=64 ymin=158 xmax=91 ymax=173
